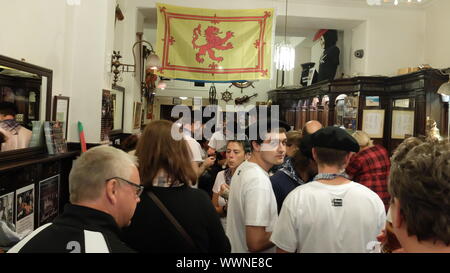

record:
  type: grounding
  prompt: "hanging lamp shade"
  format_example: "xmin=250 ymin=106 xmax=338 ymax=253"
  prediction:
xmin=146 ymin=53 xmax=161 ymax=70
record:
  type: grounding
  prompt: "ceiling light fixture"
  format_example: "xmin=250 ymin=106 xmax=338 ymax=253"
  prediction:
xmin=274 ymin=0 xmax=295 ymax=73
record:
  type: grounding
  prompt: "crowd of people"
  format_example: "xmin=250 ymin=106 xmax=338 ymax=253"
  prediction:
xmin=5 ymin=111 xmax=449 ymax=253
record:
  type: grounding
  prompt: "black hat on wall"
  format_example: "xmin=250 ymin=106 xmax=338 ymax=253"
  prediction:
xmin=311 ymin=126 xmax=359 ymax=153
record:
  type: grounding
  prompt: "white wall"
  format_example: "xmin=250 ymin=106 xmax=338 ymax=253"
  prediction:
xmin=424 ymin=0 xmax=450 ymax=69
xmin=0 ymin=0 xmax=118 ymax=143
xmin=351 ymin=21 xmax=367 ymax=76
xmin=365 ymin=11 xmax=425 ymax=76
xmin=293 ymin=45 xmax=312 ymax=85
xmin=65 ymin=0 xmax=116 ymax=143
xmin=0 ymin=0 xmax=68 ymax=95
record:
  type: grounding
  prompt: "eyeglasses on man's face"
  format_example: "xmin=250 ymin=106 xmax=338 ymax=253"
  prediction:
xmin=105 ymin=177 xmax=144 ymax=197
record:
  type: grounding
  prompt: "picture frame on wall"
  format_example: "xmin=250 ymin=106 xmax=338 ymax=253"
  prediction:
xmin=365 ymin=96 xmax=380 ymax=107
xmin=362 ymin=109 xmax=385 ymax=138
xmin=52 ymin=95 xmax=70 ymax=139
xmin=133 ymin=102 xmax=142 ymax=129
xmin=394 ymin=98 xmax=410 ymax=108
xmin=38 ymin=175 xmax=60 ymax=226
xmin=391 ymin=110 xmax=415 ymax=139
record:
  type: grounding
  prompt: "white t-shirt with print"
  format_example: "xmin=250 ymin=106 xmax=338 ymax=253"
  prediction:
xmin=225 ymin=161 xmax=278 ymax=253
xmin=212 ymin=170 xmax=227 ymax=229
xmin=271 ymin=181 xmax=386 ymax=253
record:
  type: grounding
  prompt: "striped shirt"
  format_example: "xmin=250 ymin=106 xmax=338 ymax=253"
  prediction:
xmin=8 ymin=204 xmax=134 ymax=253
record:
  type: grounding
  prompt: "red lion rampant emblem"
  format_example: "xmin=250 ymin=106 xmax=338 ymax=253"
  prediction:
xmin=192 ymin=25 xmax=234 ymax=64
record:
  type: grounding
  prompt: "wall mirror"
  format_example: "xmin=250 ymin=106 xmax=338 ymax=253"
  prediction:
xmin=101 ymin=86 xmax=124 ymax=142
xmin=0 ymin=55 xmax=52 ymax=163
xmin=110 ymin=85 xmax=124 ymax=135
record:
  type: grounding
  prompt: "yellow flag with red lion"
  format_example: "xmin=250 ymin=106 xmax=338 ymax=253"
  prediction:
xmin=156 ymin=3 xmax=274 ymax=82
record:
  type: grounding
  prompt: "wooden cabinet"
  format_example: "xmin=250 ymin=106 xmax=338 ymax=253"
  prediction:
xmin=0 ymin=152 xmax=78 ymax=234
xmin=268 ymin=69 xmax=449 ymax=154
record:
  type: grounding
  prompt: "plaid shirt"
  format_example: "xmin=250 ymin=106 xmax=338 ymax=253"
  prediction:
xmin=346 ymin=145 xmax=391 ymax=211
xmin=0 ymin=119 xmax=21 ymax=135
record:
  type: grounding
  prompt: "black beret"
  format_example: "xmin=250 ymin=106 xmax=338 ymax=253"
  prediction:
xmin=311 ymin=126 xmax=359 ymax=153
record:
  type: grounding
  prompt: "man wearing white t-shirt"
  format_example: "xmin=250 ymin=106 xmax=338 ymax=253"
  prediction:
xmin=226 ymin=119 xmax=290 ymax=253
xmin=271 ymin=126 xmax=386 ymax=253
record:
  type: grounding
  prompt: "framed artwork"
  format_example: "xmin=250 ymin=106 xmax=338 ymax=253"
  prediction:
xmin=392 ymin=110 xmax=415 ymax=139
xmin=365 ymin=96 xmax=380 ymax=107
xmin=362 ymin=109 xmax=385 ymax=138
xmin=52 ymin=96 xmax=70 ymax=139
xmin=0 ymin=192 xmax=14 ymax=228
xmin=15 ymin=184 xmax=35 ymax=236
xmin=307 ymin=68 xmax=316 ymax=86
xmin=133 ymin=102 xmax=142 ymax=129
xmin=394 ymin=98 xmax=410 ymax=108
xmin=38 ymin=175 xmax=60 ymax=226
xmin=110 ymin=86 xmax=125 ymax=134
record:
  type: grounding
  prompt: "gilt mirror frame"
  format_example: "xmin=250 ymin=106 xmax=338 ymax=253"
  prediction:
xmin=0 ymin=55 xmax=53 ymax=164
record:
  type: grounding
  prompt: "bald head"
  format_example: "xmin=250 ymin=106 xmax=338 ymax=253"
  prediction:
xmin=302 ymin=120 xmax=323 ymax=136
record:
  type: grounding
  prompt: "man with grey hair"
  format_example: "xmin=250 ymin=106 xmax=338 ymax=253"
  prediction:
xmin=8 ymin=145 xmax=142 ymax=253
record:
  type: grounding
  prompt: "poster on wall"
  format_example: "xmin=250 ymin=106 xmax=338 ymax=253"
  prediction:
xmin=362 ymin=109 xmax=385 ymax=138
xmin=15 ymin=184 xmax=35 ymax=236
xmin=0 ymin=192 xmax=15 ymax=228
xmin=39 ymin=175 xmax=60 ymax=226
xmin=392 ymin=110 xmax=415 ymax=139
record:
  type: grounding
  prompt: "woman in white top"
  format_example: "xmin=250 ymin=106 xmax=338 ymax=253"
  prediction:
xmin=212 ymin=140 xmax=249 ymax=229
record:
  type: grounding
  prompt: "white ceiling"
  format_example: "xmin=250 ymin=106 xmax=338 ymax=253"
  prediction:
xmin=141 ymin=0 xmax=432 ymax=39
xmin=275 ymin=16 xmax=363 ymax=37
xmin=141 ymin=8 xmax=362 ymax=39
xmin=285 ymin=0 xmax=433 ymax=8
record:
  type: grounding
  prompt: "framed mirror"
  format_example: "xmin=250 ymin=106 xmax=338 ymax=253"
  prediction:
xmin=101 ymin=85 xmax=124 ymax=141
xmin=110 ymin=85 xmax=124 ymax=135
xmin=0 ymin=55 xmax=52 ymax=163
